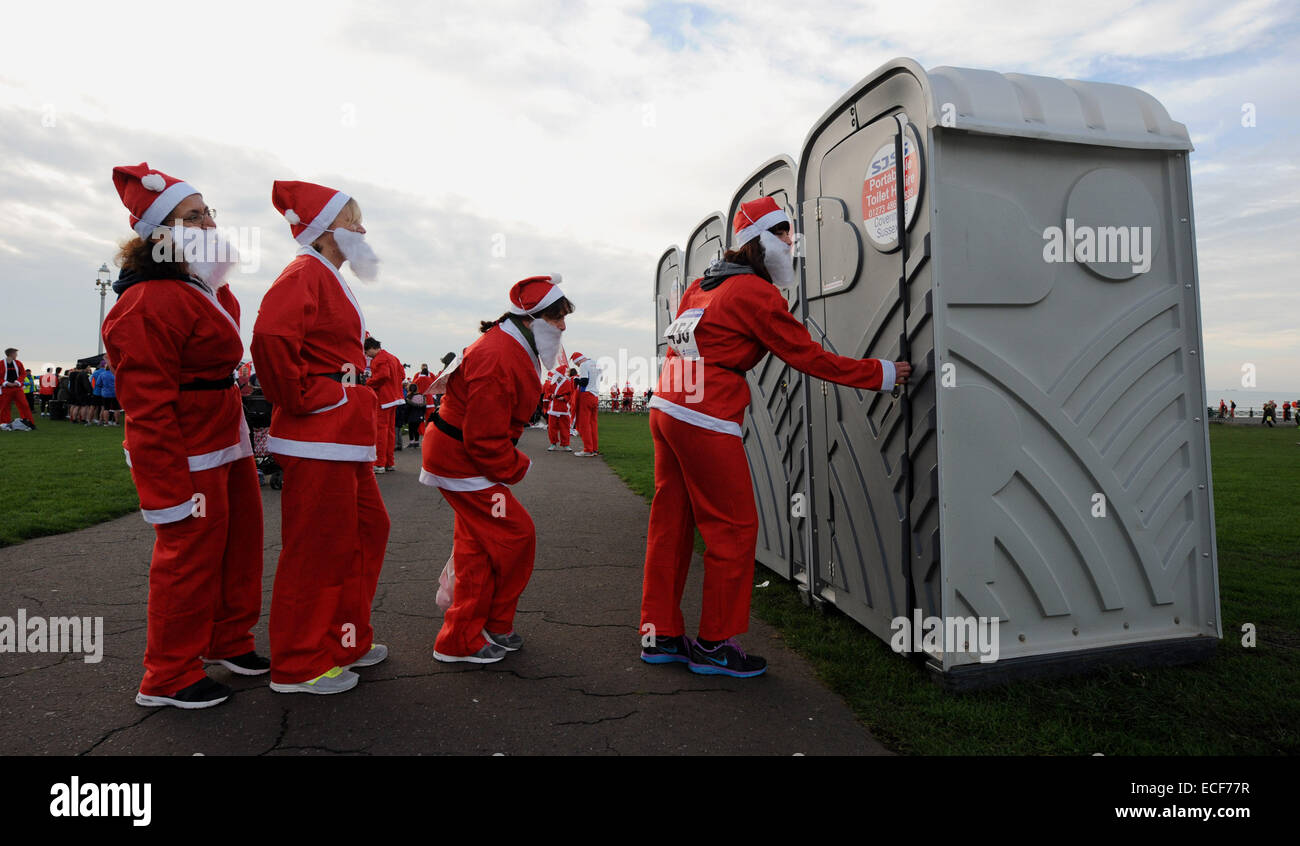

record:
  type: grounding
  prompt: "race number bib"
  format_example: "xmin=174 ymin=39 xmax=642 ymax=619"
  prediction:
xmin=664 ymin=308 xmax=704 ymax=359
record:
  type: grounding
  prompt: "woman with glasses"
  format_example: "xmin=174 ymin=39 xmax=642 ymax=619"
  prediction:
xmin=101 ymin=162 xmax=266 ymax=709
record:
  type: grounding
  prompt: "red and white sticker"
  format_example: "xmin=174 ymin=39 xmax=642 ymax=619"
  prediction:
xmin=862 ymin=136 xmax=919 ymax=247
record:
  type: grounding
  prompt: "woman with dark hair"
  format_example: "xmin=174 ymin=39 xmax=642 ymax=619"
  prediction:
xmin=420 ymin=276 xmax=573 ymax=663
xmin=102 ymin=162 xmax=265 ymax=709
xmin=640 ymin=196 xmax=911 ymax=678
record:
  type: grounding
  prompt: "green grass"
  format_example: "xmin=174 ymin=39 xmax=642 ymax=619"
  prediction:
xmin=600 ymin=414 xmax=1300 ymax=755
xmin=0 ymin=420 xmax=139 ymax=546
xmin=596 ymin=412 xmax=655 ymax=502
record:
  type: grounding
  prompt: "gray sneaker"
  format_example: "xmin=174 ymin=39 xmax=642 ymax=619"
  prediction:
xmin=348 ymin=643 xmax=388 ymax=668
xmin=482 ymin=629 xmax=522 ymax=651
xmin=269 ymin=666 xmax=360 ymax=694
xmin=433 ymin=642 xmax=507 ymax=664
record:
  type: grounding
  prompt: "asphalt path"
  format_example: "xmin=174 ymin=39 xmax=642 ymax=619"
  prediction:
xmin=0 ymin=427 xmax=890 ymax=756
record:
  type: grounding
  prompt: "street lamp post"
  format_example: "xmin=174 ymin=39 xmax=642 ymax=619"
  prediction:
xmin=95 ymin=263 xmax=112 ymax=356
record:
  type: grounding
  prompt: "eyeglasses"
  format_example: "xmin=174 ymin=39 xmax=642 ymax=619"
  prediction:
xmin=176 ymin=208 xmax=216 ymax=225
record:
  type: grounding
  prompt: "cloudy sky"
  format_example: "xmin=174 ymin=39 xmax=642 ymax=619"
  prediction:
xmin=0 ymin=0 xmax=1295 ymax=393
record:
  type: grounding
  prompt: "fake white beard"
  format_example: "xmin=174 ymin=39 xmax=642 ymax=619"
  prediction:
xmin=173 ymin=227 xmax=239 ymax=287
xmin=531 ymin=319 xmax=564 ymax=370
xmin=760 ymin=229 xmax=796 ymax=289
xmin=334 ymin=228 xmax=380 ymax=283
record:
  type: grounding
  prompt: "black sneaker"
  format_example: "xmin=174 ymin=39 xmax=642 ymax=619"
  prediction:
xmin=135 ymin=677 xmax=232 ymax=709
xmin=688 ymin=638 xmax=767 ymax=678
xmin=202 ymin=651 xmax=271 ymax=676
xmin=641 ymin=634 xmax=692 ymax=665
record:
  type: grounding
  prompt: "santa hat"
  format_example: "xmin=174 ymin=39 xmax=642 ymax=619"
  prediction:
xmin=570 ymin=351 xmax=585 ymax=362
xmin=112 ymin=163 xmax=199 ymax=237
xmin=508 ymin=274 xmax=565 ymax=316
xmin=732 ymin=196 xmax=789 ymax=247
xmin=272 ymin=180 xmax=351 ymax=245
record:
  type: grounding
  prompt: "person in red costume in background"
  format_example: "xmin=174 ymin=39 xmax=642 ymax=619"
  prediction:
xmin=102 ymin=163 xmax=265 ymax=709
xmin=570 ymin=350 xmax=601 ymax=455
xmin=640 ymin=196 xmax=912 ymax=678
xmin=38 ymin=366 xmax=58 ymax=417
xmin=421 ymin=276 xmax=574 ymax=663
xmin=410 ymin=362 xmax=434 ymax=444
xmin=252 ymin=180 xmax=390 ymax=695
xmin=1 ymin=349 xmax=36 ymax=430
xmin=546 ymin=367 xmax=575 ymax=451
xmin=541 ymin=370 xmax=555 ymax=415
xmin=365 ymin=336 xmax=404 ymax=473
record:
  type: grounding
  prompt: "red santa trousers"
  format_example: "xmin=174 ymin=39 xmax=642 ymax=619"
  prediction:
xmin=270 ymin=455 xmax=390 ymax=684
xmin=435 ymin=485 xmax=536 ymax=657
xmin=375 ymin=406 xmax=396 ymax=467
xmin=547 ymin=413 xmax=571 ymax=446
xmin=576 ymin=391 xmax=599 ymax=452
xmin=139 ymin=457 xmax=263 ymax=695
xmin=0 ymin=386 xmax=33 ymax=423
xmin=640 ymin=410 xmax=758 ymax=642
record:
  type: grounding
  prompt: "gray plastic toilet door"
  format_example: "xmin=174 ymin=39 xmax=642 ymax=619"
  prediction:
xmin=654 ymin=246 xmax=684 ymax=366
xmin=684 ymin=213 xmax=727 ymax=282
xmin=798 ymin=62 xmax=942 ymax=644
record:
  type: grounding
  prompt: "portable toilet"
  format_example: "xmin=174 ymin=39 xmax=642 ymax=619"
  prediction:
xmin=789 ymin=58 xmax=1219 ymax=684
xmin=654 ymin=247 xmax=685 ymax=372
xmin=683 ymin=213 xmax=727 ymax=281
xmin=725 ymin=156 xmax=806 ymax=580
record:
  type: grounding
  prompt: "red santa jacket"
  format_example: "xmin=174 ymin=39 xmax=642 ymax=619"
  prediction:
xmin=541 ymin=378 xmax=556 ymax=413
xmin=251 ymin=247 xmax=376 ymax=462
xmin=2 ymin=358 xmax=25 ymax=389
xmin=548 ymin=375 xmax=574 ymax=416
xmin=367 ymin=348 xmax=405 ymax=409
xmin=102 ymin=278 xmax=252 ymax=524
xmin=420 ymin=319 xmax=542 ymax=490
xmin=653 ymin=270 xmax=895 ymax=436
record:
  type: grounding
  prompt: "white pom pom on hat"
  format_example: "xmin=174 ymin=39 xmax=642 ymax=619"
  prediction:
xmin=284 ymin=209 xmax=300 ymax=224
xmin=140 ymin=173 xmax=166 ymax=192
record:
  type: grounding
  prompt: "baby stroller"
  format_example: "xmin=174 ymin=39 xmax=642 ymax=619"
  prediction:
xmin=242 ymin=390 xmax=283 ymax=490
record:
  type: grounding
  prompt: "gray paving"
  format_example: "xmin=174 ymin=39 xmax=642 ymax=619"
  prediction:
xmin=0 ymin=427 xmax=891 ymax=756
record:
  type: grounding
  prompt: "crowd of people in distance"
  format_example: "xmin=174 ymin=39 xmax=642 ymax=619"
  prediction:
xmin=0 ymin=348 xmax=120 ymax=431
xmin=1216 ymin=398 xmax=1298 ymax=426
xmin=602 ymin=382 xmax=652 ymax=412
